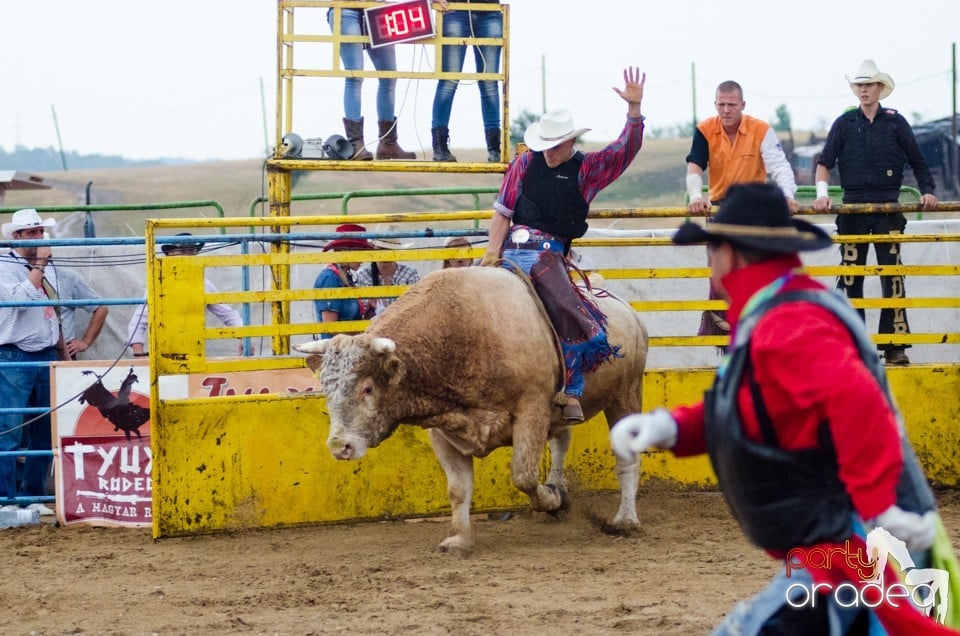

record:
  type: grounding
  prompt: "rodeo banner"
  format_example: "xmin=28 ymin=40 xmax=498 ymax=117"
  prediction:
xmin=51 ymin=362 xmax=317 ymax=528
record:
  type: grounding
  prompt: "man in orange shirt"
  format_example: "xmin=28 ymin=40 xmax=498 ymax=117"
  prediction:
xmin=685 ymin=81 xmax=799 ymax=343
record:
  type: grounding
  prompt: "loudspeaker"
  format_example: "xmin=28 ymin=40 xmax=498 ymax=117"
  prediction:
xmin=323 ymin=135 xmax=353 ymax=160
xmin=281 ymin=132 xmax=303 ymax=158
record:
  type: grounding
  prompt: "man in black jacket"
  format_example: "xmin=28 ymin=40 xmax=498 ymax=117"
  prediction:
xmin=813 ymin=59 xmax=938 ymax=366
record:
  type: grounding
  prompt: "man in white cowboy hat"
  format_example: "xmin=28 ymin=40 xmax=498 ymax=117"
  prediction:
xmin=610 ymin=183 xmax=955 ymax=635
xmin=0 ymin=208 xmax=61 ymax=515
xmin=354 ymin=223 xmax=420 ymax=317
xmin=480 ymin=66 xmax=645 ymax=422
xmin=813 ymin=59 xmax=938 ymax=366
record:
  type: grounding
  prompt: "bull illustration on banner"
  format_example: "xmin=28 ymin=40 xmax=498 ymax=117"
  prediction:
xmin=77 ymin=368 xmax=150 ymax=440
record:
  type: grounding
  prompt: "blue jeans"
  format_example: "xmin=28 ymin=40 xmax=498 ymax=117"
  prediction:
xmin=431 ymin=8 xmax=502 ymax=129
xmin=0 ymin=344 xmax=56 ymax=499
xmin=328 ymin=8 xmax=398 ymax=121
xmin=501 ymin=247 xmax=584 ymax=398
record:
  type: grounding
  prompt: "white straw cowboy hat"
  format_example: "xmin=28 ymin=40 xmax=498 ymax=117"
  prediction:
xmin=846 ymin=59 xmax=895 ymax=100
xmin=2 ymin=208 xmax=56 ymax=239
xmin=523 ymin=108 xmax=591 ymax=152
xmin=370 ymin=223 xmax=413 ymax=249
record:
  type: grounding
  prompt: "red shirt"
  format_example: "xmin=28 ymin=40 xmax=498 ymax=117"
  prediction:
xmin=671 ymin=254 xmax=902 ymax=520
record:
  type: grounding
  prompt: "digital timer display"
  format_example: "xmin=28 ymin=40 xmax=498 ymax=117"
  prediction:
xmin=364 ymin=0 xmax=435 ymax=49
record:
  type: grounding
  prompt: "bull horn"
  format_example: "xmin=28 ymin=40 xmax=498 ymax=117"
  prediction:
xmin=370 ymin=337 xmax=396 ymax=354
xmin=294 ymin=340 xmax=331 ymax=354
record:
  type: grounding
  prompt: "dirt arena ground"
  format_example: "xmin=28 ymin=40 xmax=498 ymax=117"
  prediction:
xmin=2 ymin=482 xmax=959 ymax=635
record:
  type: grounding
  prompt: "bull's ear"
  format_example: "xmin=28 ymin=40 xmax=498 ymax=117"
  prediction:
xmin=382 ymin=353 xmax=405 ymax=388
xmin=305 ymin=355 xmax=323 ymax=375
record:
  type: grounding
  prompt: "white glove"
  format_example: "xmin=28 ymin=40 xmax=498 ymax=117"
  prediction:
xmin=609 ymin=409 xmax=678 ymax=461
xmin=871 ymin=505 xmax=937 ymax=552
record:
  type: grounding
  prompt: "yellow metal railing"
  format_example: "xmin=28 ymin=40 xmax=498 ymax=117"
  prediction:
xmin=145 ymin=201 xmax=960 ymax=376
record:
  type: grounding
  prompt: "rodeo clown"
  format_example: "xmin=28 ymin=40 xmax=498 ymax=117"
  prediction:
xmin=610 ymin=183 xmax=960 ymax=634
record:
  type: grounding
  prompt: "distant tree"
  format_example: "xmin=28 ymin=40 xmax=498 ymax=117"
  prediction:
xmin=673 ymin=122 xmax=695 ymax=138
xmin=0 ymin=144 xmax=171 ymax=171
xmin=773 ymin=104 xmax=795 ymax=158
xmin=646 ymin=126 xmax=668 ymax=140
xmin=773 ymin=104 xmax=792 ymax=133
xmin=911 ymin=111 xmax=925 ymax=125
xmin=509 ymin=108 xmax=541 ymax=147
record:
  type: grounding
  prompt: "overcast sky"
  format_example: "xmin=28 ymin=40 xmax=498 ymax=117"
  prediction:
xmin=2 ymin=1 xmax=957 ymax=162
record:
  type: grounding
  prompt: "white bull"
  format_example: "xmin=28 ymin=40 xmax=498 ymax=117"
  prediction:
xmin=296 ymin=266 xmax=648 ymax=554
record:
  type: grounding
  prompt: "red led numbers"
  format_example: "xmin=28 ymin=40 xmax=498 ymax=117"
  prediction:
xmin=365 ymin=0 xmax=435 ymax=48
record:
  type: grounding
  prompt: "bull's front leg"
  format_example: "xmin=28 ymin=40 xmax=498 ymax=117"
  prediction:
xmin=512 ymin=418 xmax=562 ymax=514
xmin=427 ymin=429 xmax=475 ymax=555
xmin=546 ymin=427 xmax=572 ymax=512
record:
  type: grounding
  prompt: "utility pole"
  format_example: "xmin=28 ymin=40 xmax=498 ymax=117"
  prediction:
xmin=50 ymin=105 xmax=67 ymax=171
xmin=260 ymin=76 xmax=271 ymax=157
xmin=541 ymin=54 xmax=547 ymax=114
xmin=952 ymin=42 xmax=959 ymax=195
xmin=691 ymin=62 xmax=697 ymax=129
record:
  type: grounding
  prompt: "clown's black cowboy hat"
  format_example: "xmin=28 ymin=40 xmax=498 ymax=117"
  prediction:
xmin=672 ymin=183 xmax=833 ymax=253
xmin=161 ymin=232 xmax=205 ymax=255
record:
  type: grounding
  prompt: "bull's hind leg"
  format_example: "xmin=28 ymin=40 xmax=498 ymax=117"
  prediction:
xmin=427 ymin=429 xmax=474 ymax=555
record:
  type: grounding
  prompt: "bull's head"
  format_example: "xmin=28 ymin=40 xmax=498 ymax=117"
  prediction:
xmin=295 ymin=335 xmax=405 ymax=460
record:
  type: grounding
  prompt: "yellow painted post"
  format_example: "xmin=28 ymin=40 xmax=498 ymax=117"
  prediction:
xmin=268 ymin=164 xmax=292 ymax=355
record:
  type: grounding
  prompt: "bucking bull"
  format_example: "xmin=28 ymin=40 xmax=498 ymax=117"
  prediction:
xmin=295 ymin=266 xmax=648 ymax=554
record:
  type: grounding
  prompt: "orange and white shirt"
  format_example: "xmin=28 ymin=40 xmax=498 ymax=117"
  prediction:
xmin=686 ymin=114 xmax=796 ymax=203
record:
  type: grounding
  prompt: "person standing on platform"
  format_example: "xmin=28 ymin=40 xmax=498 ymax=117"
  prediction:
xmin=430 ymin=0 xmax=503 ymax=162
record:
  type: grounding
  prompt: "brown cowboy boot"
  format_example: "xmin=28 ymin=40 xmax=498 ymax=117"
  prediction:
xmin=376 ymin=118 xmax=416 ymax=160
xmin=342 ymin=117 xmax=373 ymax=161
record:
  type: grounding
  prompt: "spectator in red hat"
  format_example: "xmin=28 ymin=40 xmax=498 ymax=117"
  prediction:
xmin=313 ymin=224 xmax=375 ymax=338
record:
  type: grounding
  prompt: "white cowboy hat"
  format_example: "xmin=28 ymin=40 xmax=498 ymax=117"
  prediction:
xmin=370 ymin=223 xmax=413 ymax=249
xmin=523 ymin=109 xmax=591 ymax=152
xmin=2 ymin=208 xmax=56 ymax=239
xmin=846 ymin=59 xmax=895 ymax=100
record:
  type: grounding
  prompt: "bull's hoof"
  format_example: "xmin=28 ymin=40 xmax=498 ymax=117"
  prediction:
xmin=543 ymin=484 xmax=570 ymax=519
xmin=594 ymin=514 xmax=641 ymax=537
xmin=557 ymin=487 xmax=572 ymax=512
xmin=611 ymin=513 xmax=641 ymax=529
xmin=438 ymin=535 xmax=472 ymax=557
